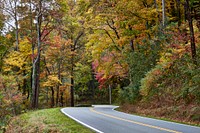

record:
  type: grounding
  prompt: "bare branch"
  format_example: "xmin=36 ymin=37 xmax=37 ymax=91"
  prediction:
xmin=41 ymin=27 xmax=54 ymax=41
xmin=103 ymin=29 xmax=121 ymax=52
xmin=74 ymin=31 xmax=84 ymax=49
xmin=4 ymin=21 xmax=15 ymax=29
xmin=0 ymin=7 xmax=15 ymax=18
xmin=106 ymin=20 xmax=120 ymax=39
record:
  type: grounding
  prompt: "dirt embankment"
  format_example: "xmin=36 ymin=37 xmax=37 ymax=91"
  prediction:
xmin=119 ymin=103 xmax=200 ymax=126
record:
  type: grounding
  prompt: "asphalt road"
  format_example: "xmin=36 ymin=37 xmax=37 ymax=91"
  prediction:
xmin=61 ymin=105 xmax=200 ymax=133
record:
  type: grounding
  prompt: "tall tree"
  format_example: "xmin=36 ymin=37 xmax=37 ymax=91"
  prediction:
xmin=185 ymin=0 xmax=197 ymax=64
xmin=31 ymin=0 xmax=42 ymax=109
xmin=57 ymin=0 xmax=86 ymax=107
xmin=31 ymin=0 xmax=61 ymax=108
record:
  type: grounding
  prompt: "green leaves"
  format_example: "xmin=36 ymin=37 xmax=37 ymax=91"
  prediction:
xmin=75 ymin=62 xmax=92 ymax=84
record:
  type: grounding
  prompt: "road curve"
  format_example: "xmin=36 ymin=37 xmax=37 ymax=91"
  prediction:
xmin=61 ymin=105 xmax=200 ymax=133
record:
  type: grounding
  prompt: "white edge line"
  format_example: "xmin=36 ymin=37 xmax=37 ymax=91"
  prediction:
xmin=112 ymin=107 xmax=200 ymax=129
xmin=61 ymin=108 xmax=104 ymax=133
xmin=93 ymin=105 xmax=200 ymax=129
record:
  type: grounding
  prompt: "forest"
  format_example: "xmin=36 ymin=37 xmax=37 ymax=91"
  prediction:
xmin=0 ymin=0 xmax=200 ymax=130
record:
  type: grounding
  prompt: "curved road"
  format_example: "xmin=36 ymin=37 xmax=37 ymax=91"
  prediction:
xmin=61 ymin=105 xmax=200 ymax=133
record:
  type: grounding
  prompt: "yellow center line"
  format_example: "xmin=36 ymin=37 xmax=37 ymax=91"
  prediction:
xmin=90 ymin=108 xmax=182 ymax=133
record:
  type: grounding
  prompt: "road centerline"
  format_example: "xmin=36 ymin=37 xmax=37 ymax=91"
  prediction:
xmin=90 ymin=108 xmax=182 ymax=133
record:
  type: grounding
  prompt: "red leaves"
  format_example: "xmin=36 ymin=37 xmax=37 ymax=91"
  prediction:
xmin=92 ymin=60 xmax=108 ymax=89
xmin=92 ymin=54 xmax=127 ymax=89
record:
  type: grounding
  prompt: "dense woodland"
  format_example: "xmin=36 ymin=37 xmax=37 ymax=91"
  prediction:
xmin=0 ymin=0 xmax=200 ymax=130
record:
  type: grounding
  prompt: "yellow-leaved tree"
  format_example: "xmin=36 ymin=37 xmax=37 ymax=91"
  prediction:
xmin=3 ymin=38 xmax=32 ymax=98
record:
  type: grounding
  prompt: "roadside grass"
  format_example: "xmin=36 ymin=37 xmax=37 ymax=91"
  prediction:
xmin=5 ymin=108 xmax=94 ymax=133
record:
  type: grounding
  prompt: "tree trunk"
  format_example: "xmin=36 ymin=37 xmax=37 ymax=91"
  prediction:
xmin=31 ymin=64 xmax=36 ymax=108
xmin=185 ymin=0 xmax=197 ymax=64
xmin=70 ymin=69 xmax=74 ymax=107
xmin=109 ymin=85 xmax=111 ymax=105
xmin=162 ymin=0 xmax=166 ymax=27
xmin=56 ymin=87 xmax=59 ymax=106
xmin=31 ymin=0 xmax=42 ymax=108
xmin=46 ymin=87 xmax=49 ymax=105
xmin=91 ymin=63 xmax=95 ymax=104
xmin=22 ymin=70 xmax=26 ymax=95
xmin=193 ymin=1 xmax=200 ymax=31
xmin=32 ymin=55 xmax=41 ymax=108
xmin=129 ymin=25 xmax=135 ymax=52
xmin=51 ymin=87 xmax=54 ymax=107
xmin=184 ymin=3 xmax=187 ymax=21
xmin=56 ymin=61 xmax=61 ymax=106
xmin=29 ymin=0 xmax=33 ymax=101
xmin=176 ymin=0 xmax=181 ymax=27
xmin=70 ymin=46 xmax=74 ymax=107
xmin=35 ymin=56 xmax=40 ymax=108
xmin=60 ymin=91 xmax=64 ymax=107
xmin=15 ymin=19 xmax=19 ymax=51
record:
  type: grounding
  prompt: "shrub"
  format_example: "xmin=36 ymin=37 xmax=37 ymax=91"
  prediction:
xmin=140 ymin=45 xmax=200 ymax=105
xmin=120 ymin=39 xmax=161 ymax=103
xmin=0 ymin=75 xmax=24 ymax=132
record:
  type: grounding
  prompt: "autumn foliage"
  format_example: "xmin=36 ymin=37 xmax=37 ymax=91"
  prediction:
xmin=0 ymin=0 xmax=200 ymax=129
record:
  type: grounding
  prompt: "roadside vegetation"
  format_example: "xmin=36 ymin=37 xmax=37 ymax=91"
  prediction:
xmin=5 ymin=108 xmax=93 ymax=133
xmin=119 ymin=103 xmax=200 ymax=126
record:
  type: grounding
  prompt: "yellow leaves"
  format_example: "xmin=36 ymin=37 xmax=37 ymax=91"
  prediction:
xmin=49 ymin=75 xmax=61 ymax=84
xmin=159 ymin=52 xmax=172 ymax=63
xmin=61 ymin=72 xmax=69 ymax=77
xmin=42 ymin=75 xmax=62 ymax=87
xmin=19 ymin=38 xmax=32 ymax=55
xmin=86 ymin=35 xmax=103 ymax=57
xmin=132 ymin=24 xmax=145 ymax=31
xmin=159 ymin=43 xmax=188 ymax=66
xmin=85 ymin=33 xmax=99 ymax=47
xmin=193 ymin=21 xmax=200 ymax=32
xmin=4 ymin=50 xmax=27 ymax=72
xmin=4 ymin=53 xmax=24 ymax=68
xmin=117 ymin=37 xmax=127 ymax=47
xmin=3 ymin=37 xmax=32 ymax=73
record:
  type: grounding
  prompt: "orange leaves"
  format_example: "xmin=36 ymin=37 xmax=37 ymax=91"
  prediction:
xmin=132 ymin=24 xmax=145 ymax=31
xmin=6 ymin=34 xmax=12 ymax=39
xmin=49 ymin=35 xmax=72 ymax=48
xmin=117 ymin=37 xmax=127 ymax=47
xmin=152 ymin=69 xmax=162 ymax=76
xmin=45 ymin=34 xmax=72 ymax=60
